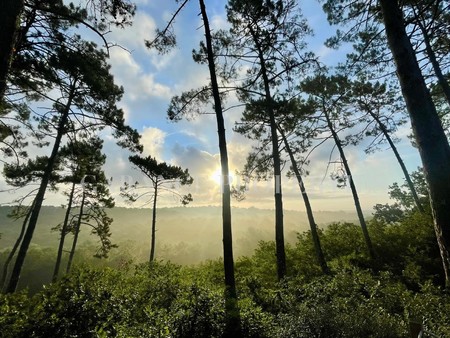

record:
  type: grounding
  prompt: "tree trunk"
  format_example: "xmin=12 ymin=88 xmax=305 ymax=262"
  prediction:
xmin=325 ymin=112 xmax=375 ymax=260
xmin=418 ymin=21 xmax=450 ymax=106
xmin=198 ymin=1 xmax=241 ymax=336
xmin=380 ymin=0 xmax=450 ymax=287
xmin=1 ymin=204 xmax=33 ymax=292
xmin=5 ymin=86 xmax=76 ymax=293
xmin=66 ymin=190 xmax=86 ymax=274
xmin=279 ymin=128 xmax=329 ymax=274
xmin=268 ymin=105 xmax=287 ymax=281
xmin=149 ymin=184 xmax=158 ymax=262
xmin=52 ymin=181 xmax=76 ymax=282
xmin=0 ymin=0 xmax=23 ymax=101
xmin=250 ymin=26 xmax=287 ymax=281
xmin=369 ymin=111 xmax=424 ymax=213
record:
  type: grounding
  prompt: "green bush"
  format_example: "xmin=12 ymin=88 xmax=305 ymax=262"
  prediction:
xmin=1 ymin=212 xmax=449 ymax=337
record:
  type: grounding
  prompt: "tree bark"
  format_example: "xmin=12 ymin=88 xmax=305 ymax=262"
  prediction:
xmin=325 ymin=111 xmax=375 ymax=260
xmin=52 ymin=180 xmax=76 ymax=282
xmin=0 ymin=0 xmax=24 ymax=101
xmin=198 ymin=1 xmax=241 ymax=336
xmin=369 ymin=111 xmax=424 ymax=213
xmin=1 ymin=205 xmax=33 ymax=292
xmin=380 ymin=0 xmax=450 ymax=287
xmin=149 ymin=184 xmax=158 ymax=262
xmin=418 ymin=21 xmax=450 ymax=106
xmin=5 ymin=85 xmax=76 ymax=293
xmin=66 ymin=190 xmax=86 ymax=274
xmin=279 ymin=128 xmax=329 ymax=274
xmin=249 ymin=26 xmax=287 ymax=281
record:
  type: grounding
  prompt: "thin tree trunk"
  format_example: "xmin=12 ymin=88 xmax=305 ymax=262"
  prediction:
xmin=66 ymin=190 xmax=86 ymax=274
xmin=52 ymin=180 xmax=76 ymax=282
xmin=250 ymin=26 xmax=286 ymax=280
xmin=149 ymin=185 xmax=158 ymax=262
xmin=0 ymin=0 xmax=23 ymax=100
xmin=325 ymin=112 xmax=375 ymax=260
xmin=5 ymin=85 xmax=76 ymax=293
xmin=267 ymin=100 xmax=287 ymax=281
xmin=198 ymin=1 xmax=241 ymax=336
xmin=380 ymin=0 xmax=450 ymax=287
xmin=369 ymin=111 xmax=424 ymax=213
xmin=418 ymin=21 xmax=450 ymax=106
xmin=1 ymin=204 xmax=33 ymax=292
xmin=279 ymin=128 xmax=329 ymax=274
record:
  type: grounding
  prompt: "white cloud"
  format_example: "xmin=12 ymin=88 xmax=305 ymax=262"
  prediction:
xmin=211 ymin=14 xmax=230 ymax=31
xmin=109 ymin=12 xmax=157 ymax=53
xmin=109 ymin=48 xmax=172 ymax=101
xmin=141 ymin=126 xmax=167 ymax=160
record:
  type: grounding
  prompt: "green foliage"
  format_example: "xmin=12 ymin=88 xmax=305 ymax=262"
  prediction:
xmin=273 ymin=270 xmax=409 ymax=338
xmin=0 ymin=211 xmax=449 ymax=337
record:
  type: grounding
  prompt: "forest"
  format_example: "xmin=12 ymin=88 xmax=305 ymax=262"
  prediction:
xmin=0 ymin=0 xmax=450 ymax=337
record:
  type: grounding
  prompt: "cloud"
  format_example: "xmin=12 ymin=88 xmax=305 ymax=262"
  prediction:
xmin=140 ymin=126 xmax=167 ymax=161
xmin=170 ymin=143 xmax=223 ymax=204
xmin=211 ymin=14 xmax=230 ymax=31
xmin=109 ymin=12 xmax=157 ymax=53
xmin=109 ymin=48 xmax=172 ymax=101
xmin=171 ymin=143 xmax=218 ymax=175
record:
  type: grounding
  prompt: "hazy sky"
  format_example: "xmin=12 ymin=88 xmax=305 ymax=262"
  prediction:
xmin=6 ymin=0 xmax=423 ymax=212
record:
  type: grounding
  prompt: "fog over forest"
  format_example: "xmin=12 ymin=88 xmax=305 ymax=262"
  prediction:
xmin=0 ymin=206 xmax=360 ymax=265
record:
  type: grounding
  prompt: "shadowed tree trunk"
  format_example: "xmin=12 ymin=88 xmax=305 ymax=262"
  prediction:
xmin=198 ymin=1 xmax=241 ymax=336
xmin=52 ymin=181 xmax=76 ymax=282
xmin=66 ymin=190 xmax=86 ymax=274
xmin=5 ymin=85 xmax=76 ymax=293
xmin=249 ymin=25 xmax=287 ymax=281
xmin=150 ymin=185 xmax=158 ymax=262
xmin=325 ymin=111 xmax=375 ymax=260
xmin=418 ymin=21 xmax=450 ymax=106
xmin=0 ymin=0 xmax=23 ymax=101
xmin=279 ymin=128 xmax=329 ymax=274
xmin=380 ymin=0 xmax=450 ymax=287
xmin=1 ymin=205 xmax=33 ymax=292
xmin=369 ymin=111 xmax=424 ymax=213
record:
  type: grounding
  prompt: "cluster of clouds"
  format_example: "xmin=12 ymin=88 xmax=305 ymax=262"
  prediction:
xmin=97 ymin=1 xmax=423 ymax=212
xmin=1 ymin=1 xmax=422 ymax=213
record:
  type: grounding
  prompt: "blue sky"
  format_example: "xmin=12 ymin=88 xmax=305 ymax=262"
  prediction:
xmin=98 ymin=0 xmax=423 ymax=212
xmin=4 ymin=0 xmax=424 ymax=212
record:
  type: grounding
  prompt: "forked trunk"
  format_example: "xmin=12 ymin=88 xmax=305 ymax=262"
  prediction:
xmin=1 ymin=205 xmax=33 ymax=292
xmin=66 ymin=190 xmax=86 ymax=274
xmin=52 ymin=180 xmax=76 ymax=282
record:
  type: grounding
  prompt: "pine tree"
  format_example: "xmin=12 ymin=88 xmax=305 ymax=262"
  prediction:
xmin=122 ymin=155 xmax=193 ymax=262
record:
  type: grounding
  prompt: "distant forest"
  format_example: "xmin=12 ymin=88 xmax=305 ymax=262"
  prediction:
xmin=0 ymin=206 xmax=360 ymax=264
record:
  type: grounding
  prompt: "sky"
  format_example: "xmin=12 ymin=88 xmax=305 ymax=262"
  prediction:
xmin=5 ymin=0 xmax=424 ymax=212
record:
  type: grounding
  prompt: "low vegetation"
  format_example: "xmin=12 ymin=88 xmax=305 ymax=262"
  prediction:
xmin=1 ymin=209 xmax=449 ymax=337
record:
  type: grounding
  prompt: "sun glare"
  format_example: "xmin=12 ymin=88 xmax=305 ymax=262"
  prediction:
xmin=210 ymin=168 xmax=234 ymax=186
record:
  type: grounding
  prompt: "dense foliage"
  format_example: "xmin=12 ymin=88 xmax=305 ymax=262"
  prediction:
xmin=1 ymin=209 xmax=449 ymax=337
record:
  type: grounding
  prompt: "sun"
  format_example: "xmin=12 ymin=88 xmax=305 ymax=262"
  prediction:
xmin=210 ymin=167 xmax=234 ymax=186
